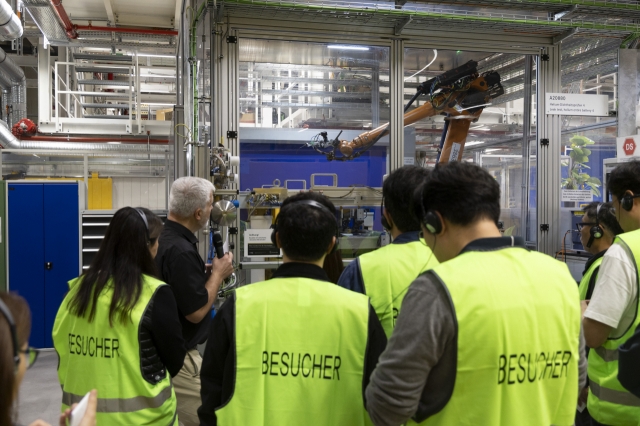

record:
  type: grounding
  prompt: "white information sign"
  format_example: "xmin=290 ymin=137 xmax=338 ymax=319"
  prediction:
xmin=561 ymin=189 xmax=593 ymax=203
xmin=616 ymin=135 xmax=640 ymax=158
xmin=243 ymin=229 xmax=282 ymax=258
xmin=403 ymin=157 xmax=414 ymax=165
xmin=545 ymin=93 xmax=608 ymax=116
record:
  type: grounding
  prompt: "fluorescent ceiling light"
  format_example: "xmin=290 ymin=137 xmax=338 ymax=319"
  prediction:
xmin=327 ymin=45 xmax=369 ymax=51
xmin=136 ymin=54 xmax=176 ymax=58
xmin=465 ymin=141 xmax=485 ymax=146
xmin=485 ymin=148 xmax=502 ymax=152
xmin=139 ymin=74 xmax=176 ymax=78
xmin=107 ymin=142 xmax=121 ymax=144
xmin=144 ymin=102 xmax=176 ymax=106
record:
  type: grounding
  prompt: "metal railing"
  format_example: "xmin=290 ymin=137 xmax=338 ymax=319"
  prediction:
xmin=54 ymin=60 xmax=138 ymax=133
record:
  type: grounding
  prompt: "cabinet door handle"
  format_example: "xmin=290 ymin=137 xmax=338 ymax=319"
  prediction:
xmin=45 ymin=262 xmax=53 ymax=270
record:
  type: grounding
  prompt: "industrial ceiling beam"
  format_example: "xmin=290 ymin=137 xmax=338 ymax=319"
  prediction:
xmin=219 ymin=0 xmax=640 ymax=38
xmin=394 ymin=16 xmax=412 ymax=35
xmin=552 ymin=28 xmax=577 ymax=44
xmin=103 ymin=0 xmax=116 ymax=25
xmin=174 ymin=0 xmax=181 ymax=29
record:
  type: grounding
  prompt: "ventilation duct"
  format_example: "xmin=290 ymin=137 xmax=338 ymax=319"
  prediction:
xmin=0 ymin=0 xmax=22 ymax=40
xmin=0 ymin=123 xmax=169 ymax=157
xmin=0 ymin=69 xmax=11 ymax=125
xmin=0 ymin=47 xmax=26 ymax=128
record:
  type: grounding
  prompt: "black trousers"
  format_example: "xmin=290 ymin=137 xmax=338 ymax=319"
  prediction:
xmin=574 ymin=407 xmax=592 ymax=426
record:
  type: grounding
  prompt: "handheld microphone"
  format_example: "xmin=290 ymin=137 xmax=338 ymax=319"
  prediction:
xmin=212 ymin=231 xmax=238 ymax=297
xmin=213 ymin=231 xmax=225 ymax=258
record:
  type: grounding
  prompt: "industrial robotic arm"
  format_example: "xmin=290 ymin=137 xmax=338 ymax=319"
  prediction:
xmin=307 ymin=60 xmax=504 ymax=162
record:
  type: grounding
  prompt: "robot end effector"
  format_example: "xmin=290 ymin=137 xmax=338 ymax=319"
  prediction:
xmin=309 ymin=60 xmax=504 ymax=161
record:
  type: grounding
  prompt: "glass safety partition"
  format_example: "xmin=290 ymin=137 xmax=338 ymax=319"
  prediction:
xmin=555 ymin=40 xmax=617 ymax=278
xmin=403 ymin=48 xmax=536 ymax=240
xmin=238 ymin=39 xmax=391 ymax=263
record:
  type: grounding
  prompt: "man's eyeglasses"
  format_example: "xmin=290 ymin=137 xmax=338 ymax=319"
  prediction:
xmin=576 ymin=222 xmax=597 ymax=232
xmin=21 ymin=347 xmax=39 ymax=369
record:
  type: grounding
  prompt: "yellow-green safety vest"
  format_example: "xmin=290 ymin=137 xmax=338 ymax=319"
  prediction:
xmin=359 ymin=239 xmax=437 ymax=337
xmin=578 ymin=255 xmax=604 ymax=301
xmin=587 ymin=230 xmax=640 ymax=426
xmin=410 ymin=247 xmax=580 ymax=426
xmin=53 ymin=274 xmax=178 ymax=426
xmin=215 ymin=277 xmax=373 ymax=426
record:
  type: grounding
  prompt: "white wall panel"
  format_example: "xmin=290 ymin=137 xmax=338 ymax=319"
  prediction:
xmin=112 ymin=178 xmax=167 ymax=210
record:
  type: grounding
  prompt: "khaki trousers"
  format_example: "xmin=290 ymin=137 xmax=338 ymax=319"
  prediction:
xmin=173 ymin=349 xmax=202 ymax=426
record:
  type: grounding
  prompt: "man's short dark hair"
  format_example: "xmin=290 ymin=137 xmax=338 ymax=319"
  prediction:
xmin=582 ymin=202 xmax=624 ymax=236
xmin=419 ymin=162 xmax=500 ymax=226
xmin=608 ymin=160 xmax=640 ymax=201
xmin=383 ymin=166 xmax=431 ymax=233
xmin=277 ymin=192 xmax=337 ymax=262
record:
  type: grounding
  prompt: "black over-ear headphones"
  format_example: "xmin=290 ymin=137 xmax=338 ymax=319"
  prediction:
xmin=621 ymin=193 xmax=637 ymax=212
xmin=586 ymin=203 xmax=603 ymax=249
xmin=415 ymin=190 xmax=443 ymax=235
xmin=0 ymin=298 xmax=20 ymax=370
xmin=271 ymin=200 xmax=340 ymax=254
xmin=135 ymin=208 xmax=150 ymax=243
xmin=423 ymin=211 xmax=443 ymax=235
xmin=381 ymin=197 xmax=391 ymax=231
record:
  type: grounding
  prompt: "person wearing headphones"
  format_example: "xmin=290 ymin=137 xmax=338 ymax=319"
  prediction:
xmin=337 ymin=166 xmax=437 ymax=337
xmin=366 ymin=161 xmax=585 ymax=426
xmin=584 ymin=160 xmax=640 ymax=425
xmin=574 ymin=202 xmax=623 ymax=426
xmin=1 ymin=292 xmax=97 ymax=426
xmin=198 ymin=192 xmax=387 ymax=426
xmin=53 ymin=207 xmax=186 ymax=425
xmin=577 ymin=202 xmax=624 ymax=303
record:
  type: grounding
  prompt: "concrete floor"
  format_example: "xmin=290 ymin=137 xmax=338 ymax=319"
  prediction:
xmin=17 ymin=350 xmax=62 ymax=425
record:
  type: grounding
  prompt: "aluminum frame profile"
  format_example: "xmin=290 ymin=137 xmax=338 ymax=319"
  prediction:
xmin=536 ymin=46 xmax=562 ymax=256
xmin=389 ymin=39 xmax=404 ymax=171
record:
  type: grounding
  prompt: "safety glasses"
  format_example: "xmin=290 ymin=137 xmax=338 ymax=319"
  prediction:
xmin=576 ymin=222 xmax=597 ymax=232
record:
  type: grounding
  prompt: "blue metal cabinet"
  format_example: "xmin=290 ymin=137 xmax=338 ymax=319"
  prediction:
xmin=8 ymin=182 xmax=79 ymax=348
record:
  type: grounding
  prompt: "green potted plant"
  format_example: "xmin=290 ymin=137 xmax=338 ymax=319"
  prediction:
xmin=561 ymin=135 xmax=601 ymax=197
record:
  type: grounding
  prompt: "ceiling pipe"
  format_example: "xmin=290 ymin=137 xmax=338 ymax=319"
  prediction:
xmin=0 ymin=0 xmax=22 ymax=40
xmin=75 ymin=24 xmax=178 ymax=36
xmin=19 ymin=135 xmax=169 ymax=144
xmin=0 ymin=124 xmax=170 ymax=154
xmin=49 ymin=0 xmax=77 ymax=39
xmin=0 ymin=47 xmax=26 ymax=127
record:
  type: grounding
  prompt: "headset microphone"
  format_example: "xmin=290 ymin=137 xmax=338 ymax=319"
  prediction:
xmin=213 ymin=231 xmax=225 ymax=259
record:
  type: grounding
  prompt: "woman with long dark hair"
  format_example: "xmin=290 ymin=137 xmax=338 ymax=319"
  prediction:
xmin=0 ymin=292 xmax=97 ymax=426
xmin=53 ymin=207 xmax=186 ymax=425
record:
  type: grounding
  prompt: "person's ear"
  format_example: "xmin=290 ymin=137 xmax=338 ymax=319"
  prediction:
xmin=383 ymin=209 xmax=393 ymax=228
xmin=275 ymin=232 xmax=281 ymax=249
xmin=326 ymin=236 xmax=336 ymax=254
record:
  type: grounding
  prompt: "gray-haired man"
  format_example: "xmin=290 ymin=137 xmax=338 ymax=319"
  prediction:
xmin=156 ymin=177 xmax=234 ymax=426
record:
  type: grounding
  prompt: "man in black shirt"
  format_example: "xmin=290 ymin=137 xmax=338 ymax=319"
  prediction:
xmin=156 ymin=176 xmax=234 ymax=426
